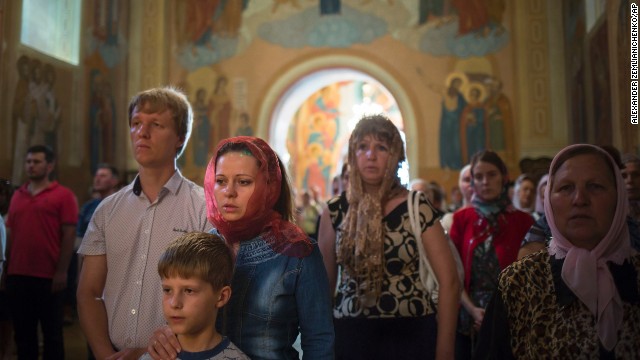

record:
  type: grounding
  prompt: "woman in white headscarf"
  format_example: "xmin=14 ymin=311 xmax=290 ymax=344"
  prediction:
xmin=476 ymin=144 xmax=640 ymax=359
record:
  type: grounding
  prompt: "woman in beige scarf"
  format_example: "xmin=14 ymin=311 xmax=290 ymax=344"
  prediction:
xmin=318 ymin=114 xmax=460 ymax=359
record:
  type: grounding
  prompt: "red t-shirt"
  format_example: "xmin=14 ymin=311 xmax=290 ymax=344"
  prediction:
xmin=6 ymin=181 xmax=78 ymax=279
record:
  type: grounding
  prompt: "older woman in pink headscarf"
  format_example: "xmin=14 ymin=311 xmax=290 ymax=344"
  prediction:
xmin=476 ymin=144 xmax=640 ymax=358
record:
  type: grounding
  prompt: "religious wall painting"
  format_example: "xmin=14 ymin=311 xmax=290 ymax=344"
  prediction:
xmin=416 ymin=0 xmax=456 ymax=26
xmin=589 ymin=19 xmax=612 ymax=146
xmin=83 ymin=0 xmax=128 ymax=173
xmin=177 ymin=68 xmax=237 ymax=182
xmin=87 ymin=69 xmax=117 ymax=174
xmin=394 ymin=0 xmax=509 ymax=57
xmin=234 ymin=112 xmax=254 ymax=136
xmin=287 ymin=84 xmax=343 ymax=199
xmin=192 ymin=87 xmax=213 ymax=167
xmin=286 ymin=80 xmax=400 ymax=198
xmin=424 ymin=69 xmax=514 ymax=170
xmin=11 ymin=55 xmax=67 ymax=183
xmin=172 ymin=0 xmax=248 ymax=71
xmin=256 ymin=3 xmax=388 ymax=48
xmin=87 ymin=0 xmax=128 ymax=69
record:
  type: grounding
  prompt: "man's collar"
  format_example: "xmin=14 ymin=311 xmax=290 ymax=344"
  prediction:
xmin=132 ymin=170 xmax=183 ymax=197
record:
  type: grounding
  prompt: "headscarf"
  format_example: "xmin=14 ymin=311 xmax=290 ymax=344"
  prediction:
xmin=470 ymin=151 xmax=512 ymax=229
xmin=204 ymin=136 xmax=311 ymax=258
xmin=545 ymin=144 xmax=633 ymax=351
xmin=470 ymin=190 xmax=512 ymax=229
xmin=534 ymin=174 xmax=549 ymax=214
xmin=338 ymin=115 xmax=405 ymax=298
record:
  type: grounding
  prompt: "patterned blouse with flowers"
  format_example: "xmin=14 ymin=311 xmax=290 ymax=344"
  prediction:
xmin=328 ymin=191 xmax=442 ymax=319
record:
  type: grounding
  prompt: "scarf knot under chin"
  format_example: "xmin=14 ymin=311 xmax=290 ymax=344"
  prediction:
xmin=546 ymin=144 xmax=634 ymax=351
xmin=470 ymin=189 xmax=512 ymax=230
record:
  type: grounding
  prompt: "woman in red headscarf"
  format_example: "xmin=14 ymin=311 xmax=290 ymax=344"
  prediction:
xmin=476 ymin=144 xmax=640 ymax=358
xmin=149 ymin=136 xmax=334 ymax=360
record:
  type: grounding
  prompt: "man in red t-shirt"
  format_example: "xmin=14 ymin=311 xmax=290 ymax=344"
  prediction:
xmin=5 ymin=145 xmax=78 ymax=360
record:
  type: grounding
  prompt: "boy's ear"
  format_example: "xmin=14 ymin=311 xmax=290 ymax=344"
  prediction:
xmin=216 ymin=286 xmax=232 ymax=308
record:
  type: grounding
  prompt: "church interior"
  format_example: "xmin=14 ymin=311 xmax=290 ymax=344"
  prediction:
xmin=0 ymin=0 xmax=638 ymax=358
xmin=1 ymin=0 xmax=637 ymax=204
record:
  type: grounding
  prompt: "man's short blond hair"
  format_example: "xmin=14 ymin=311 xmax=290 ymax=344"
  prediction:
xmin=128 ymin=86 xmax=193 ymax=158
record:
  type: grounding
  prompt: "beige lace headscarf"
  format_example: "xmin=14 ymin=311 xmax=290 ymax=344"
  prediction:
xmin=338 ymin=114 xmax=406 ymax=299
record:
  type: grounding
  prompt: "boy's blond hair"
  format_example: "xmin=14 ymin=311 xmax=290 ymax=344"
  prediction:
xmin=158 ymin=232 xmax=233 ymax=290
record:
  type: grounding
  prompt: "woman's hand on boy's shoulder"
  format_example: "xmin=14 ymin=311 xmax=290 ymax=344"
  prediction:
xmin=147 ymin=325 xmax=181 ymax=360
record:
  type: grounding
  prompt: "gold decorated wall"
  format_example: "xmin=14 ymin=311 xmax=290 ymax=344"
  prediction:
xmin=0 ymin=0 xmax=637 ymax=202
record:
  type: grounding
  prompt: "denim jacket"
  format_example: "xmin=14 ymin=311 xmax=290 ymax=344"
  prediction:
xmin=216 ymin=232 xmax=335 ymax=360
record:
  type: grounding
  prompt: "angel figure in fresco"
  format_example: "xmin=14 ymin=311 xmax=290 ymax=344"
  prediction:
xmin=210 ymin=75 xmax=233 ymax=143
xmin=192 ymin=88 xmax=213 ymax=167
xmin=460 ymin=83 xmax=487 ymax=165
xmin=424 ymin=70 xmax=467 ymax=170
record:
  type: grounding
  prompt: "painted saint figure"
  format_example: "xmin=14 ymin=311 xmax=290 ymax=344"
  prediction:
xmin=460 ymin=84 xmax=486 ymax=165
xmin=436 ymin=73 xmax=467 ymax=170
xmin=192 ymin=88 xmax=212 ymax=167
xmin=210 ymin=76 xmax=232 ymax=144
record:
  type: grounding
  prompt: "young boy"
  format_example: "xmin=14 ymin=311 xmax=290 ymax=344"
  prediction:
xmin=141 ymin=232 xmax=249 ymax=360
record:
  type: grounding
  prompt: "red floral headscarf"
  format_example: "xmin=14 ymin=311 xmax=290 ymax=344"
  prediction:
xmin=204 ymin=136 xmax=312 ymax=258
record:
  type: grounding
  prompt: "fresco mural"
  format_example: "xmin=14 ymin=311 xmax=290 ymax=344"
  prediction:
xmin=173 ymin=0 xmax=249 ymax=71
xmin=286 ymin=81 xmax=401 ymax=199
xmin=11 ymin=56 xmax=64 ymax=184
xmin=88 ymin=70 xmax=116 ymax=170
xmin=422 ymin=66 xmax=513 ymax=170
xmin=235 ymin=112 xmax=254 ymax=136
xmin=416 ymin=0 xmax=508 ymax=57
xmin=88 ymin=0 xmax=127 ymax=68
xmin=192 ymin=87 xmax=213 ymax=167
xmin=170 ymin=0 xmax=512 ymax=173
xmin=257 ymin=4 xmax=388 ymax=48
xmin=85 ymin=0 xmax=128 ymax=173
xmin=175 ymin=67 xmax=239 ymax=182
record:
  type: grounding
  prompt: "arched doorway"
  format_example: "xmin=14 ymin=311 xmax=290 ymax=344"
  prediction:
xmin=272 ymin=69 xmax=407 ymax=200
xmin=257 ymin=55 xmax=418 ymax=201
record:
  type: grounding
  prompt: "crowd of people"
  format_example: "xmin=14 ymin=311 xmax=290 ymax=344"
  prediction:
xmin=0 ymin=86 xmax=639 ymax=359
